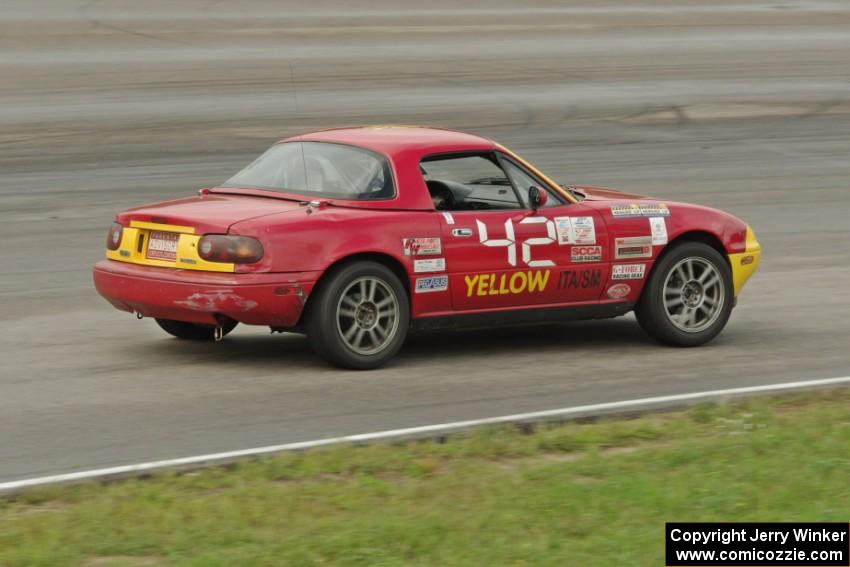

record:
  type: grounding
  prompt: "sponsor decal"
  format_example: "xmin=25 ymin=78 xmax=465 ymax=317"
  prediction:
xmin=464 ymin=270 xmax=550 ymax=297
xmin=571 ymin=216 xmax=596 ymax=245
xmin=640 ymin=203 xmax=670 ymax=217
xmin=557 ymin=269 xmax=601 ymax=290
xmin=554 ymin=216 xmax=596 ymax=245
xmin=610 ymin=203 xmax=642 ymax=217
xmin=649 ymin=217 xmax=668 ymax=245
xmin=741 ymin=255 xmax=755 ymax=266
xmin=554 ymin=217 xmax=572 ymax=245
xmin=441 ymin=212 xmax=455 ymax=225
xmin=612 ymin=263 xmax=646 ymax=280
xmin=571 ymin=245 xmax=602 ymax=263
xmin=610 ymin=202 xmax=671 ymax=218
xmin=607 ymin=283 xmax=631 ymax=299
xmin=413 ymin=258 xmax=446 ymax=273
xmin=402 ymin=237 xmax=441 ymax=256
xmin=415 ymin=275 xmax=448 ymax=293
xmin=615 ymin=236 xmax=653 ymax=259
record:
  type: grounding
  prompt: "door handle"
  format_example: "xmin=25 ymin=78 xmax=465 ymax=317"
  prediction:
xmin=452 ymin=228 xmax=473 ymax=237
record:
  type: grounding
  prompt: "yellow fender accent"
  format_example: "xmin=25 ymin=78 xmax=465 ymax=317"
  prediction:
xmin=728 ymin=226 xmax=761 ymax=296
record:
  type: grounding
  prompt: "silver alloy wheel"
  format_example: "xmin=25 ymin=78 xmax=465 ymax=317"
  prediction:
xmin=335 ymin=276 xmax=400 ymax=355
xmin=662 ymin=257 xmax=725 ymax=333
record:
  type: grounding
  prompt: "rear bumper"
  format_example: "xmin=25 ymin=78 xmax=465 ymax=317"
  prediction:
xmin=93 ymin=260 xmax=319 ymax=327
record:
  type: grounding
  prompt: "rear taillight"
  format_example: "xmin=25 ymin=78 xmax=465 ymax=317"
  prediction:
xmin=106 ymin=222 xmax=123 ymax=250
xmin=198 ymin=235 xmax=264 ymax=264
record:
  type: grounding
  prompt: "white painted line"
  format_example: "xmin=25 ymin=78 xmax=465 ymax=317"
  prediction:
xmin=2 ymin=375 xmax=849 ymax=493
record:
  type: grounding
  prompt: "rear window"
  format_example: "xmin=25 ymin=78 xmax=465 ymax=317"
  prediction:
xmin=221 ymin=142 xmax=395 ymax=200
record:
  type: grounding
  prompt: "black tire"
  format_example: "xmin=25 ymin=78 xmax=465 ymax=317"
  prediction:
xmin=155 ymin=318 xmax=238 ymax=341
xmin=634 ymin=241 xmax=733 ymax=347
xmin=306 ymin=261 xmax=409 ymax=369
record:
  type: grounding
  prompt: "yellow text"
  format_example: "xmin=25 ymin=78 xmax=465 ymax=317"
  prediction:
xmin=464 ymin=270 xmax=551 ymax=297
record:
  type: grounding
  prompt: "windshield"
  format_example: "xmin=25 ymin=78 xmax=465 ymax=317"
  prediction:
xmin=220 ymin=142 xmax=395 ymax=200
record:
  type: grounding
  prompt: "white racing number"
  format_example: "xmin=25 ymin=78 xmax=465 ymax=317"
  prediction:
xmin=519 ymin=216 xmax=556 ymax=267
xmin=476 ymin=218 xmax=516 ymax=266
xmin=476 ymin=217 xmax=556 ymax=267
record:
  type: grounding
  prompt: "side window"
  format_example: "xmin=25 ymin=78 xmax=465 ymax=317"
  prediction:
xmin=501 ymin=158 xmax=563 ymax=208
xmin=420 ymin=154 xmax=522 ymax=211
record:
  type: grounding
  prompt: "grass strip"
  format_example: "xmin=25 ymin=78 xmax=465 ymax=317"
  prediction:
xmin=2 ymin=389 xmax=849 ymax=566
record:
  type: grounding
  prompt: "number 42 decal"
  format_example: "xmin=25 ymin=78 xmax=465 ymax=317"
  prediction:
xmin=476 ymin=217 xmax=556 ymax=267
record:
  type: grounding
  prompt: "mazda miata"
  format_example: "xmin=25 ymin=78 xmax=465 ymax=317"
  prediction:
xmin=94 ymin=126 xmax=761 ymax=368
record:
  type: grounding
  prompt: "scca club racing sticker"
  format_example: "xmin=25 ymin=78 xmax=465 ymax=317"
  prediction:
xmin=415 ymin=275 xmax=448 ymax=293
xmin=557 ymin=269 xmax=601 ymax=290
xmin=464 ymin=270 xmax=550 ymax=297
xmin=402 ymin=237 xmax=442 ymax=256
xmin=607 ymin=283 xmax=631 ymax=299
xmin=610 ymin=203 xmax=670 ymax=218
xmin=571 ymin=245 xmax=602 ymax=263
xmin=612 ymin=264 xmax=646 ymax=280
xmin=615 ymin=236 xmax=653 ymax=260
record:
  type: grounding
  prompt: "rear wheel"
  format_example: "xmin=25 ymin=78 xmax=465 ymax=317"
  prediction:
xmin=635 ymin=242 xmax=733 ymax=346
xmin=306 ymin=261 xmax=409 ymax=369
xmin=155 ymin=318 xmax=237 ymax=341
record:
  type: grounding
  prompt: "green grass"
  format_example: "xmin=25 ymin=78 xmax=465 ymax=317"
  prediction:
xmin=2 ymin=390 xmax=850 ymax=567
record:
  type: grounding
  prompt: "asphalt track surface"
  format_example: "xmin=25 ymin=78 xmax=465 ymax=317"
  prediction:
xmin=1 ymin=0 xmax=849 ymax=483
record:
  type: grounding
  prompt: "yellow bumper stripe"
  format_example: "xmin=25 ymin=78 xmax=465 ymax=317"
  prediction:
xmin=129 ymin=220 xmax=195 ymax=234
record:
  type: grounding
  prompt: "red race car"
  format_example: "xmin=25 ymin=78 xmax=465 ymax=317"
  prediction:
xmin=94 ymin=126 xmax=761 ymax=369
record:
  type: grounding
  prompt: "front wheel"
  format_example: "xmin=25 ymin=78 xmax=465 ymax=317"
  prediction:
xmin=306 ymin=261 xmax=409 ymax=369
xmin=155 ymin=318 xmax=237 ymax=341
xmin=635 ymin=242 xmax=733 ymax=347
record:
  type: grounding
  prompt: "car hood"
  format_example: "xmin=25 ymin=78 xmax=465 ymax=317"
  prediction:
xmin=568 ymin=185 xmax=653 ymax=201
xmin=116 ymin=194 xmax=303 ymax=234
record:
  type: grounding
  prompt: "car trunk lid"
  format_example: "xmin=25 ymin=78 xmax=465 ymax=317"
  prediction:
xmin=108 ymin=194 xmax=301 ymax=272
xmin=116 ymin=194 xmax=302 ymax=233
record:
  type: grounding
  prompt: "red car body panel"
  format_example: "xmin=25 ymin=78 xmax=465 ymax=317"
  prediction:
xmin=93 ymin=260 xmax=318 ymax=327
xmin=94 ymin=126 xmax=754 ymax=330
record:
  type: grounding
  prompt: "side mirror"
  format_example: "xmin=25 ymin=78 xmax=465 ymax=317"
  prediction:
xmin=528 ymin=186 xmax=548 ymax=210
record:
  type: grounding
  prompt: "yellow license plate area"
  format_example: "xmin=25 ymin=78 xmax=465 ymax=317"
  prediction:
xmin=105 ymin=223 xmax=234 ymax=272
